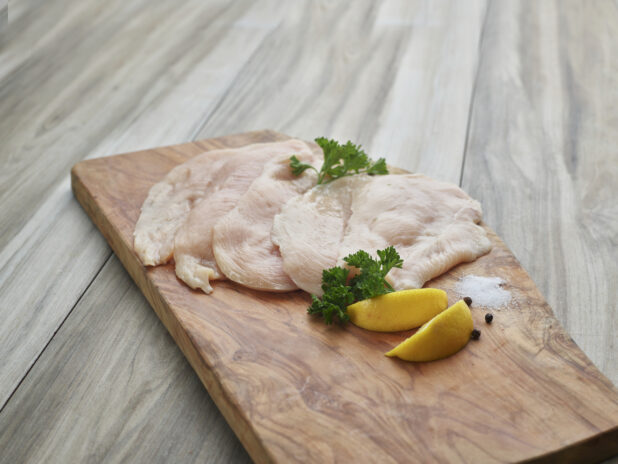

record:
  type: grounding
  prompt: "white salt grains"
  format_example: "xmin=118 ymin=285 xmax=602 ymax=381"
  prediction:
xmin=455 ymin=275 xmax=512 ymax=309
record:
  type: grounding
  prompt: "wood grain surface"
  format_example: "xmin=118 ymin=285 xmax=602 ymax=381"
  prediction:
xmin=463 ymin=0 xmax=618 ymax=386
xmin=0 ymin=256 xmax=250 ymax=463
xmin=69 ymin=130 xmax=618 ymax=463
xmin=1 ymin=0 xmax=617 ymax=462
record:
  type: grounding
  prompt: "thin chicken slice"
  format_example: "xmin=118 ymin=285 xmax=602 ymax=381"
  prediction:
xmin=134 ymin=149 xmax=231 ymax=266
xmin=271 ymin=174 xmax=492 ymax=296
xmin=173 ymin=139 xmax=316 ymax=293
xmin=134 ymin=140 xmax=314 ymax=266
xmin=212 ymin=152 xmax=321 ymax=291
xmin=270 ymin=176 xmax=364 ymax=295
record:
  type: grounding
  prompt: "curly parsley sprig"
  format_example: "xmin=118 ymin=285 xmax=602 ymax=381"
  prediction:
xmin=307 ymin=247 xmax=403 ymax=325
xmin=290 ymin=137 xmax=388 ymax=184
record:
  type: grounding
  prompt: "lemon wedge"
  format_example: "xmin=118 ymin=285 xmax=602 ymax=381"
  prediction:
xmin=347 ymin=288 xmax=448 ymax=332
xmin=385 ymin=300 xmax=474 ymax=362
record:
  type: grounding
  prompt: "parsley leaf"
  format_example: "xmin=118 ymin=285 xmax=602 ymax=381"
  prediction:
xmin=365 ymin=157 xmax=388 ymax=176
xmin=376 ymin=246 xmax=404 ymax=274
xmin=307 ymin=267 xmax=354 ymax=324
xmin=307 ymin=247 xmax=403 ymax=325
xmin=345 ymin=246 xmax=403 ymax=301
xmin=290 ymin=137 xmax=388 ymax=184
xmin=289 ymin=155 xmax=317 ymax=176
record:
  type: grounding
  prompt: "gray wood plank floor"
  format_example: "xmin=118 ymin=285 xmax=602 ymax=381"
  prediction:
xmin=463 ymin=0 xmax=618 ymax=383
xmin=0 ymin=257 xmax=251 ymax=463
xmin=0 ymin=0 xmax=616 ymax=462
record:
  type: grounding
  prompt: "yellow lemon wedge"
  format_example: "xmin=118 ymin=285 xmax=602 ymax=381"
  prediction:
xmin=385 ymin=300 xmax=474 ymax=362
xmin=347 ymin=288 xmax=448 ymax=332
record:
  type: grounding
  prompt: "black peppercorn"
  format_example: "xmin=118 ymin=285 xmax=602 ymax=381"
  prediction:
xmin=463 ymin=296 xmax=472 ymax=306
xmin=470 ymin=329 xmax=481 ymax=340
xmin=485 ymin=313 xmax=493 ymax=324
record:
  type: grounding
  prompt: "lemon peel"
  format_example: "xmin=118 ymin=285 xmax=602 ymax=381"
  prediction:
xmin=385 ymin=300 xmax=474 ymax=362
xmin=347 ymin=288 xmax=448 ymax=332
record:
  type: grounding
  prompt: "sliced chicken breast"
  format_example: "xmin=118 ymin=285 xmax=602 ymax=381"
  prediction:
xmin=173 ymin=139 xmax=316 ymax=293
xmin=134 ymin=149 xmax=231 ymax=266
xmin=134 ymin=139 xmax=314 ymax=267
xmin=271 ymin=174 xmax=492 ymax=296
xmin=212 ymin=151 xmax=321 ymax=292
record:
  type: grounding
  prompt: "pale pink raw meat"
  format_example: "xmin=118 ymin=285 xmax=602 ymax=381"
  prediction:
xmin=134 ymin=149 xmax=231 ymax=266
xmin=212 ymin=150 xmax=321 ymax=292
xmin=173 ymin=140 xmax=316 ymax=293
xmin=271 ymin=174 xmax=492 ymax=296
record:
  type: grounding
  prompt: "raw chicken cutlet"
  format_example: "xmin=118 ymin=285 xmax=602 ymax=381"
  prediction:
xmin=134 ymin=140 xmax=313 ymax=267
xmin=174 ymin=140 xmax=317 ymax=293
xmin=271 ymin=174 xmax=492 ymax=296
xmin=212 ymin=150 xmax=322 ymax=292
xmin=134 ymin=148 xmax=231 ymax=266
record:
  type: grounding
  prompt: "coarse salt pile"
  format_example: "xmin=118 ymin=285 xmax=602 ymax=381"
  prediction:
xmin=455 ymin=275 xmax=511 ymax=309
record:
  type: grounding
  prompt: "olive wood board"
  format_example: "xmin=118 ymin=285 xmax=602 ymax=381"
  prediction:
xmin=71 ymin=130 xmax=618 ymax=463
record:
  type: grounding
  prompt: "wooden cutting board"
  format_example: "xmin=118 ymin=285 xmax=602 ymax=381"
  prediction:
xmin=71 ymin=130 xmax=618 ymax=463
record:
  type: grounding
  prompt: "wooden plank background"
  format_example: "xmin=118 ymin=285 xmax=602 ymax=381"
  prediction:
xmin=0 ymin=0 xmax=616 ymax=462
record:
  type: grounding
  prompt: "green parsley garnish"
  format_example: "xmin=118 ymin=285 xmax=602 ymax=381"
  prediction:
xmin=290 ymin=137 xmax=388 ymax=184
xmin=307 ymin=246 xmax=403 ymax=324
